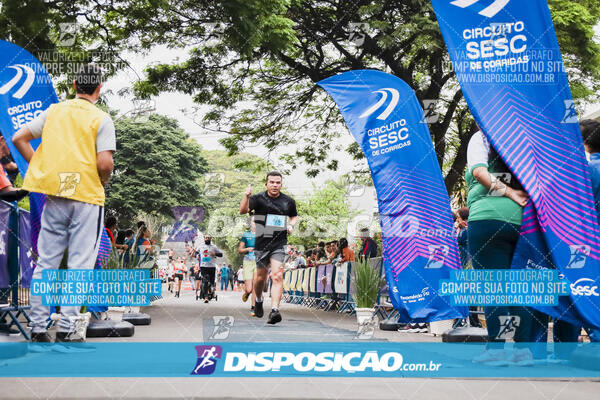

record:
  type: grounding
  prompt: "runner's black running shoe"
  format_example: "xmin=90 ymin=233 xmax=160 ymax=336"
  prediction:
xmin=267 ymin=309 xmax=282 ymax=325
xmin=254 ymin=300 xmax=264 ymax=318
xmin=31 ymin=332 xmax=53 ymax=342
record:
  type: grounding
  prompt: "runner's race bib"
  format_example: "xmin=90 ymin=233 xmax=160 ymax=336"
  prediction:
xmin=266 ymin=214 xmax=286 ymax=228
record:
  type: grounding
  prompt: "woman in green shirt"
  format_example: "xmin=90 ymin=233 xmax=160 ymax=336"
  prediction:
xmin=466 ymin=131 xmax=533 ymax=365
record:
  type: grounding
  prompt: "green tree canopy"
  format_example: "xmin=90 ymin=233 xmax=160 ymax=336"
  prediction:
xmin=56 ymin=0 xmax=598 ymax=193
xmin=200 ymin=149 xmax=273 ymax=210
xmin=290 ymin=179 xmax=359 ymax=251
xmin=2 ymin=0 xmax=599 ymax=193
xmin=105 ymin=114 xmax=209 ymax=226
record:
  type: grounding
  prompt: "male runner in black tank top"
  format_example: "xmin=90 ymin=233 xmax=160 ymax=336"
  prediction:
xmin=239 ymin=171 xmax=298 ymax=324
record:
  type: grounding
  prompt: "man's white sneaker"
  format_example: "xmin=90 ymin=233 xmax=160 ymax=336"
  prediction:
xmin=472 ymin=349 xmax=509 ymax=366
xmin=507 ymin=348 xmax=534 ymax=367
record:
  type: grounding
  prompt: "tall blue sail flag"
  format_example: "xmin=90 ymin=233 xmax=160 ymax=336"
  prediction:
xmin=0 ymin=40 xmax=58 ymax=175
xmin=318 ymin=70 xmax=467 ymax=322
xmin=431 ymin=0 xmax=600 ymax=328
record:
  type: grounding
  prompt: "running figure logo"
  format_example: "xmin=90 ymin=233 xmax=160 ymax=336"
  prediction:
xmin=0 ymin=231 xmax=6 ymax=256
xmin=424 ymin=245 xmax=449 ymax=269
xmin=420 ymin=100 xmax=439 ymax=123
xmin=209 ymin=316 xmax=234 ymax=340
xmin=191 ymin=345 xmax=223 ymax=375
xmin=496 ymin=315 xmax=520 ymax=340
xmin=57 ymin=172 xmax=81 ymax=197
xmin=561 ymin=100 xmax=578 ymax=123
xmin=566 ymin=245 xmax=590 ymax=269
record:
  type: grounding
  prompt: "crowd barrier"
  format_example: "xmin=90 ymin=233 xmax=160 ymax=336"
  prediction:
xmin=282 ymin=257 xmax=394 ymax=317
xmin=0 ymin=200 xmax=33 ymax=339
xmin=0 ymin=199 xmax=162 ymax=338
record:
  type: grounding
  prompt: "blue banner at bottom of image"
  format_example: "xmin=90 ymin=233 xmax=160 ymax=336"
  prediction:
xmin=1 ymin=342 xmax=599 ymax=378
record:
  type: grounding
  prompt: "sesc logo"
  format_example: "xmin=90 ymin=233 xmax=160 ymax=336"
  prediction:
xmin=0 ymin=64 xmax=35 ymax=99
xmin=191 ymin=345 xmax=222 ymax=375
xmin=359 ymin=88 xmax=399 ymax=120
xmin=450 ymin=0 xmax=510 ymax=18
xmin=570 ymin=278 xmax=599 ymax=297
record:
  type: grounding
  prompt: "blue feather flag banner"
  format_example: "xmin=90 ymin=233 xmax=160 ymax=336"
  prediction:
xmin=318 ymin=70 xmax=467 ymax=322
xmin=431 ymin=0 xmax=600 ymax=328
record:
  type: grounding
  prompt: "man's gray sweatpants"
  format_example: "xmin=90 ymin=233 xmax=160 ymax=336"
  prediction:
xmin=30 ymin=196 xmax=104 ymax=333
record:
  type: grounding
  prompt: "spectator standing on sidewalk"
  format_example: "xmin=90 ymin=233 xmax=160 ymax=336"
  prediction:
xmin=13 ymin=64 xmax=115 ymax=343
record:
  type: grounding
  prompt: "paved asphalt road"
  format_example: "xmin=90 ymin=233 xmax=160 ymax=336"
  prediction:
xmin=1 ymin=283 xmax=599 ymax=399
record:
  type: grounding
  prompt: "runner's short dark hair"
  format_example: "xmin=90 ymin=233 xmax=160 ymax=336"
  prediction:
xmin=457 ymin=207 xmax=469 ymax=221
xmin=105 ymin=216 xmax=117 ymax=229
xmin=580 ymin=119 xmax=600 ymax=153
xmin=75 ymin=64 xmax=103 ymax=95
xmin=266 ymin=171 xmax=282 ymax=181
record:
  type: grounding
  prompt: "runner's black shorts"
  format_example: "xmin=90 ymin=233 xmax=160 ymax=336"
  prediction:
xmin=255 ymin=247 xmax=286 ymax=269
xmin=174 ymin=273 xmax=184 ymax=280
xmin=200 ymin=267 xmax=216 ymax=286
